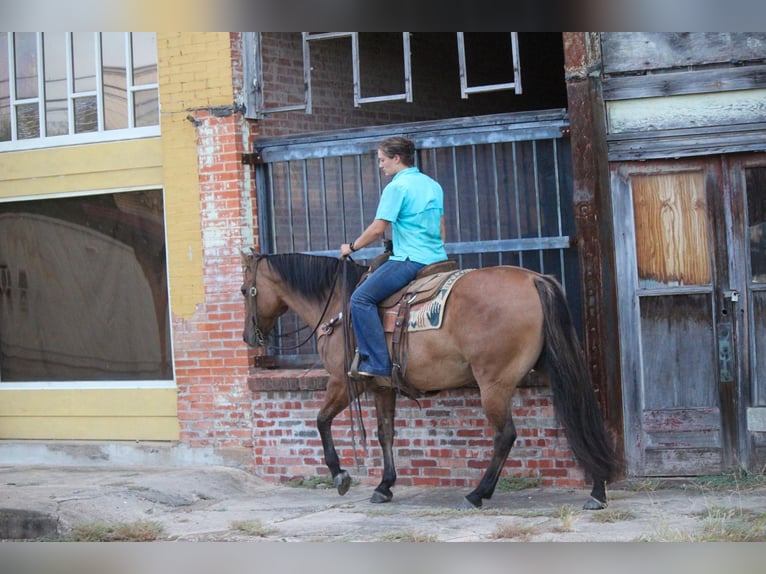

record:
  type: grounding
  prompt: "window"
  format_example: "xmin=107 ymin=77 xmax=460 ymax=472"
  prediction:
xmin=0 ymin=189 xmax=172 ymax=383
xmin=0 ymin=32 xmax=159 ymax=150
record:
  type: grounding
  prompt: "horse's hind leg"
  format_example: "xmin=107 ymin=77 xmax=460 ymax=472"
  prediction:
xmin=317 ymin=376 xmax=360 ymax=496
xmin=584 ymin=480 xmax=608 ymax=510
xmin=460 ymin=389 xmax=518 ymax=509
xmin=370 ymin=387 xmax=397 ymax=503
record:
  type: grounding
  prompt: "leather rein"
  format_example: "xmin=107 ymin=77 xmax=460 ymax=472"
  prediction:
xmin=246 ymin=254 xmax=348 ymax=352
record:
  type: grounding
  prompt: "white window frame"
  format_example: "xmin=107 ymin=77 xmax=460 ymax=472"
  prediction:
xmin=0 ymin=32 xmax=160 ymax=153
xmin=457 ymin=32 xmax=522 ymax=98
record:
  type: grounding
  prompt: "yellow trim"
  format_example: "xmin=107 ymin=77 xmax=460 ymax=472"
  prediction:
xmin=0 ymin=138 xmax=163 ymax=198
xmin=0 ymin=388 xmax=179 ymax=440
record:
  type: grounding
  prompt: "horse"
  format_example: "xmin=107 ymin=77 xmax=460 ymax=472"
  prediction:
xmin=241 ymin=251 xmax=621 ymax=510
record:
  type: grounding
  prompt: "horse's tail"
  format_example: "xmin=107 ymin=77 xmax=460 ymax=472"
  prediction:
xmin=534 ymin=275 xmax=621 ymax=484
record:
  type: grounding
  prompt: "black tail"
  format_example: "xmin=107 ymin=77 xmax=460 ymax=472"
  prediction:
xmin=534 ymin=275 xmax=621 ymax=484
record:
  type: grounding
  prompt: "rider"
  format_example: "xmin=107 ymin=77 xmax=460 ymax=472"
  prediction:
xmin=340 ymin=136 xmax=448 ymax=380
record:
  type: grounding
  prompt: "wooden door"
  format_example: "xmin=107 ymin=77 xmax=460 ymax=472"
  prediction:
xmin=729 ymin=155 xmax=766 ymax=470
xmin=613 ymin=159 xmax=738 ymax=476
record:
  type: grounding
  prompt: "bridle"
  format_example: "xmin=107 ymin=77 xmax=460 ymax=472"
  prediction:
xmin=244 ymin=255 xmax=268 ymax=347
xmin=244 ymin=254 xmax=347 ymax=352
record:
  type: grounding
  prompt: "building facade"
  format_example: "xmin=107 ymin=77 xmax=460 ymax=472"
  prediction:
xmin=2 ymin=32 xmax=765 ymax=485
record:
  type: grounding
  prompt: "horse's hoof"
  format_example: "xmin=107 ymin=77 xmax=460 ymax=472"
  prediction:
xmin=334 ymin=471 xmax=351 ymax=496
xmin=370 ymin=490 xmax=393 ymax=504
xmin=582 ymin=497 xmax=607 ymax=510
xmin=457 ymin=497 xmax=481 ymax=510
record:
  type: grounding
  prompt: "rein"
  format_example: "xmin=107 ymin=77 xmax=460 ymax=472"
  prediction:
xmin=247 ymin=255 xmax=345 ymax=352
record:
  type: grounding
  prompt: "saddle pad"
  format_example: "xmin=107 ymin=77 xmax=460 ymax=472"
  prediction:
xmin=382 ymin=269 xmax=471 ymax=333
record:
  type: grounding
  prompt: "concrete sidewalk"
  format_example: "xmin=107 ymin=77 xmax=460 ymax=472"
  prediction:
xmin=2 ymin=464 xmax=766 ymax=542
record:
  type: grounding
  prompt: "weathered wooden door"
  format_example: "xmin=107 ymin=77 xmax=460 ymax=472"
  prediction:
xmin=612 ymin=156 xmax=763 ymax=476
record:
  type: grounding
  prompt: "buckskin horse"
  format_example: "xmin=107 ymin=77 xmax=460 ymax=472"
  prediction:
xmin=241 ymin=251 xmax=620 ymax=510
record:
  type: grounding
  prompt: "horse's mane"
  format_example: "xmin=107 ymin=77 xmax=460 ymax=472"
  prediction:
xmin=264 ymin=253 xmax=366 ymax=303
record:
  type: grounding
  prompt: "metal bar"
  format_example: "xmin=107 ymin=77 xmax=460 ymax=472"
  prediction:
xmin=285 ymin=161 xmax=295 ymax=252
xmin=257 ymin=121 xmax=567 ymax=162
xmin=355 ymin=154 xmax=365 ymax=231
xmin=471 ymin=144 xmax=482 ymax=268
xmin=403 ymin=32 xmax=412 ymax=103
xmin=463 ymin=83 xmax=519 ymax=95
xmin=533 ymin=140 xmax=544 ymax=271
xmin=512 ymin=141 xmax=524 ymax=268
xmin=451 ymin=147 xmax=463 ymax=268
xmin=356 ymin=94 xmax=411 ymax=105
xmin=511 ymin=32 xmax=522 ymax=95
xmin=305 ymin=236 xmax=571 ymax=258
xmin=492 ymin=143 xmax=502 ymax=265
xmin=302 ymin=32 xmax=312 ymax=115
xmin=351 ymin=33 xmax=361 ymax=107
xmin=338 ymin=156 xmax=347 ymax=244
xmin=456 ymin=32 xmax=467 ymax=99
xmin=302 ymin=160 xmax=311 ymax=249
xmin=320 ymin=158 xmax=329 ymax=250
xmin=553 ymin=138 xmax=566 ymax=290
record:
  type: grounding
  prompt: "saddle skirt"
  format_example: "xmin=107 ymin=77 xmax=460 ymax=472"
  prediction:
xmin=379 ymin=267 xmax=473 ymax=333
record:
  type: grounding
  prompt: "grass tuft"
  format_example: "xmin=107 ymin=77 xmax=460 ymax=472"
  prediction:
xmin=489 ymin=522 xmax=538 ymax=541
xmin=378 ymin=529 xmax=437 ymax=542
xmin=495 ymin=476 xmax=542 ymax=492
xmin=69 ymin=520 xmax=164 ymax=542
xmin=230 ymin=519 xmax=276 ymax=537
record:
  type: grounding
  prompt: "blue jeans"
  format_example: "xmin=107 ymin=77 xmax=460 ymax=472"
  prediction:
xmin=350 ymin=259 xmax=425 ymax=376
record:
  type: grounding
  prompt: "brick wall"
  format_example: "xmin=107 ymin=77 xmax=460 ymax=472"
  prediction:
xmin=161 ymin=33 xmax=255 ymax=461
xmin=249 ymin=372 xmax=585 ymax=489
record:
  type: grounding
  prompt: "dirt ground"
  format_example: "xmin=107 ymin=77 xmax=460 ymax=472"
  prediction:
xmin=2 ymin=464 xmax=766 ymax=542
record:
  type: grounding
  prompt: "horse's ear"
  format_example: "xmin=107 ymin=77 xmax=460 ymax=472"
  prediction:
xmin=240 ymin=247 xmax=253 ymax=264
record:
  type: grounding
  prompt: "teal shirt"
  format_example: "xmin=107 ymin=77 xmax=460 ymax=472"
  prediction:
xmin=375 ymin=166 xmax=447 ymax=265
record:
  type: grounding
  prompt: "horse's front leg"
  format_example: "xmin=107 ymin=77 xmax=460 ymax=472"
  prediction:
xmin=317 ymin=375 xmax=360 ymax=496
xmin=370 ymin=387 xmax=397 ymax=503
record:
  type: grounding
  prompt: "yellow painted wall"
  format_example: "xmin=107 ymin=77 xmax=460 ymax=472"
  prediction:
xmin=0 ymin=138 xmax=163 ymax=198
xmin=158 ymin=32 xmax=234 ymax=318
xmin=0 ymin=136 xmax=176 ymax=439
xmin=0 ymin=388 xmax=178 ymax=440
xmin=0 ymin=32 xmax=237 ymax=441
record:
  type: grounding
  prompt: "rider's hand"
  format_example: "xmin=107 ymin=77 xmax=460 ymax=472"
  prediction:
xmin=340 ymin=243 xmax=354 ymax=259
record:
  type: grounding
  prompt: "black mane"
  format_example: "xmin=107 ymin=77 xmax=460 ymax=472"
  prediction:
xmin=264 ymin=253 xmax=366 ymax=303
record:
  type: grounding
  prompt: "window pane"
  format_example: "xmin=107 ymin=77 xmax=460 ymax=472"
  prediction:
xmin=73 ymin=95 xmax=97 ymax=133
xmin=72 ymin=32 xmax=96 ymax=93
xmin=133 ymin=88 xmax=158 ymax=127
xmin=0 ymin=32 xmax=10 ymax=141
xmin=16 ymin=103 xmax=39 ymax=139
xmin=131 ymin=32 xmax=157 ymax=85
xmin=747 ymin=167 xmax=766 ymax=283
xmin=0 ymin=190 xmax=172 ymax=382
xmin=14 ymin=32 xmax=38 ymax=99
xmin=101 ymin=32 xmax=127 ymax=130
xmin=43 ymin=32 xmax=68 ymax=136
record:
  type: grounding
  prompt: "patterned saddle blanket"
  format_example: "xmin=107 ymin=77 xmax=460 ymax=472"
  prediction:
xmin=380 ymin=267 xmax=472 ymax=333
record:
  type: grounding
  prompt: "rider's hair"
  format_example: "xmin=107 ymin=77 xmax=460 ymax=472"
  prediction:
xmin=378 ymin=136 xmax=415 ymax=167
